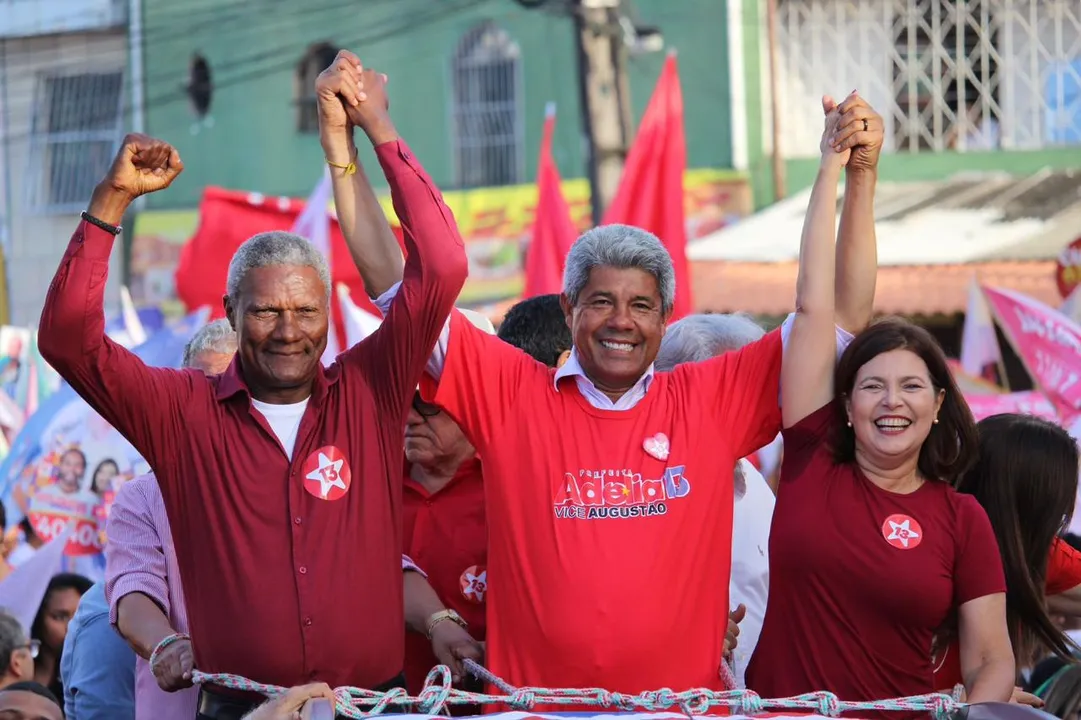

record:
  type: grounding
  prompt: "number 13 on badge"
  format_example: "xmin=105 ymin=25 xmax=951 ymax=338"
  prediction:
xmin=301 ymin=445 xmax=352 ymax=501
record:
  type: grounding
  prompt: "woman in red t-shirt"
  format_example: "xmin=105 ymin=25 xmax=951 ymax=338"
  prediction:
xmin=932 ymin=413 xmax=1081 ymax=696
xmin=746 ymin=103 xmax=1015 ymax=706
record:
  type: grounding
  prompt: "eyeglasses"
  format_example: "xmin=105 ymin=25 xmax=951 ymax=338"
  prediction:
xmin=20 ymin=639 xmax=40 ymax=659
xmin=412 ymin=391 xmax=441 ymax=418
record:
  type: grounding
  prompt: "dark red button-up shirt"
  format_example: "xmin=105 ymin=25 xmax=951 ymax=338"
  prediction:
xmin=401 ymin=459 xmax=487 ymax=693
xmin=38 ymin=139 xmax=468 ymax=690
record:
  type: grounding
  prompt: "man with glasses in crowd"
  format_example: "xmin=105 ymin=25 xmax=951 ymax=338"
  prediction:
xmin=0 ymin=610 xmax=36 ymax=690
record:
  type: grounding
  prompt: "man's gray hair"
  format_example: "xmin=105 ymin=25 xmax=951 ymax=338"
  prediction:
xmin=654 ymin=313 xmax=766 ymax=372
xmin=0 ymin=609 xmax=26 ymax=671
xmin=562 ymin=224 xmax=676 ymax=315
xmin=653 ymin=313 xmax=768 ymax=497
xmin=225 ymin=231 xmax=331 ymax=305
xmin=182 ymin=319 xmax=238 ymax=369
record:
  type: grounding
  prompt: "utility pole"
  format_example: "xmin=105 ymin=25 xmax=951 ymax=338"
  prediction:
xmin=573 ymin=0 xmax=630 ymax=225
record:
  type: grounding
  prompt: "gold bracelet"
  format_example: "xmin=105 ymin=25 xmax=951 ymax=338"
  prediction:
xmin=326 ymin=157 xmax=357 ymax=176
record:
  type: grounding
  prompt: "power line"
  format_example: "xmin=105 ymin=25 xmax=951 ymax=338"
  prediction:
xmin=1 ymin=0 xmax=496 ymax=148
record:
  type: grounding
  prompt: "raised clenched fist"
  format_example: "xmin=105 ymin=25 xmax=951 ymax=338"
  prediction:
xmin=101 ymin=134 xmax=184 ymax=200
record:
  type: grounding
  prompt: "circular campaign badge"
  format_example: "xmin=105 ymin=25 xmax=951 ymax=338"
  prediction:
xmin=1056 ymin=236 xmax=1081 ymax=300
xmin=301 ymin=445 xmax=352 ymax=501
xmin=881 ymin=513 xmax=923 ymax=550
xmin=459 ymin=565 xmax=488 ymax=604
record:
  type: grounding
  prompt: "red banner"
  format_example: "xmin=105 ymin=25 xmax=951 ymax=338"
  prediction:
xmin=982 ymin=286 xmax=1081 ymax=423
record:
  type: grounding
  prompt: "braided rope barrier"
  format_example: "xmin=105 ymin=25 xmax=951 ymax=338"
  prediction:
xmin=190 ymin=659 xmax=966 ymax=719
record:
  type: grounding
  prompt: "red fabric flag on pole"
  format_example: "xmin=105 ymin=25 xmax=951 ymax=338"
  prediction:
xmin=174 ymin=186 xmax=404 ymax=349
xmin=602 ymin=52 xmax=692 ymax=320
xmin=523 ymin=103 xmax=580 ymax=298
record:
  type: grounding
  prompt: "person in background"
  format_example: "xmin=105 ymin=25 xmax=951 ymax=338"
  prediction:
xmin=89 ymin=460 xmax=120 ymax=498
xmin=0 ymin=680 xmax=63 ymax=720
xmin=934 ymin=413 xmax=1081 ymax=704
xmin=31 ymin=573 xmax=91 ymax=702
xmin=0 ymin=611 xmax=35 ymax=690
xmin=495 ymin=294 xmax=572 ymax=368
xmin=1040 ymin=664 xmax=1081 ymax=720
xmin=106 ymin=319 xmax=236 ymax=720
xmin=654 ymin=313 xmax=784 ymax=687
xmin=60 ymin=582 xmax=134 ymax=720
xmin=241 ymin=683 xmax=336 ymax=720
xmin=400 ymin=310 xmax=494 ymax=699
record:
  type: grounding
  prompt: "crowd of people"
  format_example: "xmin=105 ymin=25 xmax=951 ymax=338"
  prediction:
xmin=2 ymin=48 xmax=1081 ymax=720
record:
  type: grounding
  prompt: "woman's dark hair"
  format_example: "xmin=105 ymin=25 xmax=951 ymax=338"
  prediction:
xmin=957 ymin=413 xmax=1081 ymax=665
xmin=30 ymin=572 xmax=92 ymax=643
xmin=90 ymin=458 xmax=119 ymax=494
xmin=832 ymin=317 xmax=978 ymax=483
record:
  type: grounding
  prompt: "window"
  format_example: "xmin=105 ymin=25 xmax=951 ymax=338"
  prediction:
xmin=295 ymin=42 xmax=338 ymax=134
xmin=186 ymin=53 xmax=213 ymax=120
xmin=26 ymin=70 xmax=124 ymax=214
xmin=451 ymin=22 xmax=524 ymax=189
xmin=775 ymin=0 xmax=1081 ymax=157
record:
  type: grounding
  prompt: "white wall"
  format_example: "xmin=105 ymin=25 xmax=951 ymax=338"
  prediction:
xmin=0 ymin=32 xmax=127 ymax=326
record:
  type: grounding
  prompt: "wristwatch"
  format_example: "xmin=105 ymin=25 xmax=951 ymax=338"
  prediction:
xmin=425 ymin=609 xmax=466 ymax=639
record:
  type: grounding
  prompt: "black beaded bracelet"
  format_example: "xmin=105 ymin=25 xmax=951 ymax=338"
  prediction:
xmin=80 ymin=211 xmax=122 ymax=236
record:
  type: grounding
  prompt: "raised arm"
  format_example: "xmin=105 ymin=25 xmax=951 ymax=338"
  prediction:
xmin=337 ymin=65 xmax=469 ymax=414
xmin=316 ymin=50 xmax=404 ymax=298
xmin=781 ymin=102 xmax=848 ymax=428
xmin=38 ymin=136 xmax=192 ymax=467
xmin=830 ymin=92 xmax=882 ymax=335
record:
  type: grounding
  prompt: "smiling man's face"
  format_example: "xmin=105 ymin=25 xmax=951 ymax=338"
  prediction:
xmin=562 ymin=265 xmax=667 ymax=400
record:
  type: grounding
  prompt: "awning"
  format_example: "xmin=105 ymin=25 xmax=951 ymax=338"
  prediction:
xmin=690 ymin=260 xmax=1059 ymax=316
xmin=686 ymin=169 xmax=1081 ymax=316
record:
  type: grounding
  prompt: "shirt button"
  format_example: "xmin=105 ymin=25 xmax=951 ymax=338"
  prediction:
xmin=294 ymin=516 xmax=302 ymax=525
xmin=304 ymin=617 xmax=313 ymax=627
xmin=299 ymin=566 xmax=307 ymax=575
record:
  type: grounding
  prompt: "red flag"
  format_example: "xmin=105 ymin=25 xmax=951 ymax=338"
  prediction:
xmin=602 ymin=52 xmax=692 ymax=320
xmin=524 ymin=103 xmax=579 ymax=298
xmin=174 ymin=186 xmax=405 ymax=348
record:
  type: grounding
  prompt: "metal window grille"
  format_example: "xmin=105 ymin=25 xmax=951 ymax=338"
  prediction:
xmin=25 ymin=70 xmax=125 ymax=214
xmin=775 ymin=0 xmax=1081 ymax=157
xmin=295 ymin=43 xmax=338 ymax=134
xmin=450 ymin=22 xmax=525 ymax=189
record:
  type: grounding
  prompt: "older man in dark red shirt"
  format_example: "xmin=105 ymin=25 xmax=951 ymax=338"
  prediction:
xmin=37 ymin=63 xmax=468 ymax=718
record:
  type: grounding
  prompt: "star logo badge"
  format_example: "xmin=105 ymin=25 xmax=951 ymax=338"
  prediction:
xmin=459 ymin=564 xmax=487 ymax=604
xmin=881 ymin=513 xmax=923 ymax=550
xmin=301 ymin=445 xmax=352 ymax=501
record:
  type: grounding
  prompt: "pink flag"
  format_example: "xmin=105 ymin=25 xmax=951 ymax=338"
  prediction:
xmin=982 ymin=286 xmax=1081 ymax=424
xmin=964 ymin=391 xmax=1058 ymax=422
xmin=291 ymin=170 xmax=340 ymax=364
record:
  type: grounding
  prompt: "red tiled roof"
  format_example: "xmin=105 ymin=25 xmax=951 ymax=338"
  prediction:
xmin=691 ymin=260 xmax=1062 ymax=316
xmin=471 ymin=260 xmax=1061 ymax=324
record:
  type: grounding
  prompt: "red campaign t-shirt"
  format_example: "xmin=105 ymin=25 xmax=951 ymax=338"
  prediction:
xmin=423 ymin=311 xmax=783 ymax=695
xmin=746 ymin=402 xmax=1005 ymax=704
xmin=933 ymin=537 xmax=1081 ymax=690
xmin=402 ymin=459 xmax=487 ymax=694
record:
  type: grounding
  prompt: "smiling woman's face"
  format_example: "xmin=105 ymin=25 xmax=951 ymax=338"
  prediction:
xmin=846 ymin=349 xmax=945 ymax=467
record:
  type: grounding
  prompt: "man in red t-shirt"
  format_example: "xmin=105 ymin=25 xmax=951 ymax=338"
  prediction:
xmin=357 ymin=100 xmax=885 ymax=696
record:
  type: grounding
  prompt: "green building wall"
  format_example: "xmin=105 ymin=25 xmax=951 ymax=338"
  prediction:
xmin=138 ymin=0 xmax=734 ymax=210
